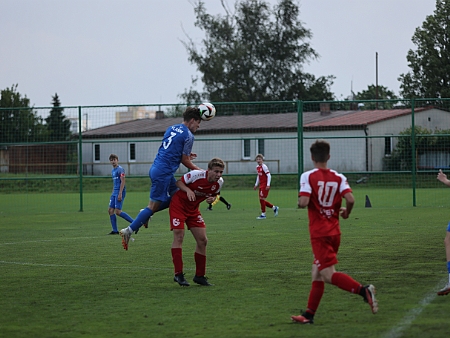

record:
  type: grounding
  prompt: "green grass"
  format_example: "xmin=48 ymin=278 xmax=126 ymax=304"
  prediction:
xmin=1 ymin=190 xmax=450 ymax=337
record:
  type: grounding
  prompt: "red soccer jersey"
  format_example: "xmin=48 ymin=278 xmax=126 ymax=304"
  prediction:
xmin=256 ymin=163 xmax=270 ymax=188
xmin=170 ymin=170 xmax=223 ymax=212
xmin=299 ymin=168 xmax=352 ymax=239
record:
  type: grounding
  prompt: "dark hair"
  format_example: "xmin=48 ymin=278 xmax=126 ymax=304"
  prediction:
xmin=310 ymin=140 xmax=330 ymax=163
xmin=183 ymin=106 xmax=202 ymax=122
xmin=208 ymin=157 xmax=225 ymax=170
xmin=109 ymin=153 xmax=118 ymax=160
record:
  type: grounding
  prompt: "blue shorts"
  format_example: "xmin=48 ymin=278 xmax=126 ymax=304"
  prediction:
xmin=149 ymin=166 xmax=178 ymax=203
xmin=447 ymin=221 xmax=450 ymax=232
xmin=109 ymin=191 xmax=126 ymax=210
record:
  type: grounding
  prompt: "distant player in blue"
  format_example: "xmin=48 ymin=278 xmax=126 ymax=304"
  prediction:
xmin=120 ymin=107 xmax=202 ymax=250
xmin=108 ymin=154 xmax=134 ymax=235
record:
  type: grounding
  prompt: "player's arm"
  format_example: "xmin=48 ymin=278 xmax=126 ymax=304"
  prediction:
xmin=175 ymin=178 xmax=196 ymax=201
xmin=298 ymin=195 xmax=309 ymax=208
xmin=254 ymin=176 xmax=260 ymax=190
xmin=437 ymin=169 xmax=450 ymax=187
xmin=266 ymin=172 xmax=271 ymax=190
xmin=181 ymin=154 xmax=202 ymax=171
xmin=118 ymin=175 xmax=126 ymax=201
xmin=340 ymin=192 xmax=355 ymax=219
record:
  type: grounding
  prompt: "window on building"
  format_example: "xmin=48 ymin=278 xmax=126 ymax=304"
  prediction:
xmin=94 ymin=144 xmax=100 ymax=162
xmin=129 ymin=143 xmax=136 ymax=162
xmin=257 ymin=139 xmax=265 ymax=156
xmin=384 ymin=136 xmax=392 ymax=157
xmin=243 ymin=139 xmax=251 ymax=159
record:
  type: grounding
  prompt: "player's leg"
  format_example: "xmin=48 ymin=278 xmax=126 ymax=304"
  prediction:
xmin=172 ymin=228 xmax=189 ymax=286
xmin=319 ymin=236 xmax=378 ymax=314
xmin=219 ymin=196 xmax=231 ymax=209
xmin=292 ymin=264 xmax=324 ymax=324
xmin=115 ymin=191 xmax=134 ymax=223
xmin=438 ymin=223 xmax=450 ymax=295
xmin=191 ymin=221 xmax=212 ymax=286
xmin=257 ymin=192 xmax=267 ymax=219
xmin=108 ymin=195 xmax=119 ymax=234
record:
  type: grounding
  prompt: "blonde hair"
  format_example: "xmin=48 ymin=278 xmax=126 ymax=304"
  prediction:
xmin=254 ymin=154 xmax=264 ymax=161
xmin=208 ymin=157 xmax=225 ymax=170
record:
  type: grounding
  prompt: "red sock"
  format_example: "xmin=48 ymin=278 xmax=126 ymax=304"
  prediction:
xmin=331 ymin=272 xmax=362 ymax=294
xmin=259 ymin=199 xmax=266 ymax=213
xmin=265 ymin=201 xmax=274 ymax=208
xmin=195 ymin=252 xmax=206 ymax=276
xmin=171 ymin=248 xmax=183 ymax=275
xmin=306 ymin=281 xmax=325 ymax=314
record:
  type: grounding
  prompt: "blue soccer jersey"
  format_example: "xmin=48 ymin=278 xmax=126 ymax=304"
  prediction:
xmin=152 ymin=123 xmax=195 ymax=175
xmin=112 ymin=165 xmax=126 ymax=195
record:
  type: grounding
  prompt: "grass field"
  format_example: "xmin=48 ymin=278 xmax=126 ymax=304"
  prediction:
xmin=1 ymin=188 xmax=450 ymax=337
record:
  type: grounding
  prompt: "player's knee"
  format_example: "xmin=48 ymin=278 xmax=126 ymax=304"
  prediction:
xmin=114 ymin=209 xmax=122 ymax=216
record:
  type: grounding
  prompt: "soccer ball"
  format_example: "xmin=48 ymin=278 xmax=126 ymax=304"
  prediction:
xmin=198 ymin=102 xmax=216 ymax=121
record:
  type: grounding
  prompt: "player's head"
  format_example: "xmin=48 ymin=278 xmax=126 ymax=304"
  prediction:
xmin=207 ymin=157 xmax=225 ymax=182
xmin=109 ymin=153 xmax=119 ymax=167
xmin=183 ymin=106 xmax=202 ymax=133
xmin=310 ymin=140 xmax=330 ymax=163
xmin=183 ymin=106 xmax=202 ymax=123
xmin=255 ymin=154 xmax=264 ymax=164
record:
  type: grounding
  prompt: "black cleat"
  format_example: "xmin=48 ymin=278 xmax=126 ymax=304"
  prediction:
xmin=108 ymin=231 xmax=119 ymax=235
xmin=227 ymin=204 xmax=232 ymax=210
xmin=193 ymin=275 xmax=213 ymax=286
xmin=174 ymin=273 xmax=190 ymax=286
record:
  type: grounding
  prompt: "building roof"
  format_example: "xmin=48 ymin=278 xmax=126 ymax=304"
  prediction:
xmin=80 ymin=107 xmax=432 ymax=139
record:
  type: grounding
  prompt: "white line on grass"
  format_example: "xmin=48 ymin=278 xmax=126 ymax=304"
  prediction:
xmin=382 ymin=280 xmax=446 ymax=338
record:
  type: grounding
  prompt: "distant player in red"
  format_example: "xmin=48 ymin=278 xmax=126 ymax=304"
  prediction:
xmin=170 ymin=157 xmax=225 ymax=287
xmin=291 ymin=140 xmax=378 ymax=324
xmin=253 ymin=154 xmax=279 ymax=219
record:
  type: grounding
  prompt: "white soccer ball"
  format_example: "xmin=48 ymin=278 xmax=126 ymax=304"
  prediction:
xmin=198 ymin=102 xmax=216 ymax=121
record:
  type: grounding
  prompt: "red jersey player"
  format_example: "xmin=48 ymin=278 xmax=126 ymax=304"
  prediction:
xmin=253 ymin=154 xmax=279 ymax=219
xmin=170 ymin=157 xmax=225 ymax=287
xmin=291 ymin=140 xmax=378 ymax=324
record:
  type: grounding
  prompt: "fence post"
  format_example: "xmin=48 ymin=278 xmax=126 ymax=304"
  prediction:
xmin=78 ymin=106 xmax=84 ymax=212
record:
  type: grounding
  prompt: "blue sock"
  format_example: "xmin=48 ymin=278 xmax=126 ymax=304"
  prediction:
xmin=447 ymin=261 xmax=450 ymax=274
xmin=119 ymin=211 xmax=133 ymax=223
xmin=110 ymin=214 xmax=118 ymax=232
xmin=130 ymin=207 xmax=153 ymax=232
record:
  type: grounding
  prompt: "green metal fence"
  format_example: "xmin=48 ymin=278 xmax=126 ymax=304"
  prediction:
xmin=1 ymin=99 xmax=450 ymax=212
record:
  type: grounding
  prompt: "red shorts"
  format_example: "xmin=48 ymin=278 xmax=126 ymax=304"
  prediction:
xmin=169 ymin=204 xmax=205 ymax=231
xmin=259 ymin=188 xmax=269 ymax=199
xmin=310 ymin=235 xmax=340 ymax=271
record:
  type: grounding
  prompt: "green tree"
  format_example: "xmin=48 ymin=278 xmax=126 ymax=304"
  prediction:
xmin=0 ymin=84 xmax=47 ymax=143
xmin=398 ymin=0 xmax=450 ymax=98
xmin=181 ymin=0 xmax=335 ymax=105
xmin=354 ymin=84 xmax=399 ymax=109
xmin=45 ymin=93 xmax=71 ymax=141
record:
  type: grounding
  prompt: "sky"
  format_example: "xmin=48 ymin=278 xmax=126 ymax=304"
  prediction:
xmin=0 ymin=0 xmax=438 ymax=108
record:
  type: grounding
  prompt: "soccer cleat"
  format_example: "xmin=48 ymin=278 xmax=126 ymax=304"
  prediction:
xmin=120 ymin=227 xmax=132 ymax=251
xmin=256 ymin=215 xmax=266 ymax=220
xmin=291 ymin=314 xmax=314 ymax=324
xmin=206 ymin=207 xmax=213 ymax=211
xmin=193 ymin=275 xmax=213 ymax=286
xmin=274 ymin=206 xmax=279 ymax=217
xmin=174 ymin=273 xmax=190 ymax=287
xmin=108 ymin=231 xmax=119 ymax=235
xmin=363 ymin=284 xmax=378 ymax=314
xmin=227 ymin=204 xmax=232 ymax=210
xmin=437 ymin=283 xmax=450 ymax=296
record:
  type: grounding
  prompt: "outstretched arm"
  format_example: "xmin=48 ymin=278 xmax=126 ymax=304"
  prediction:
xmin=438 ymin=169 xmax=450 ymax=187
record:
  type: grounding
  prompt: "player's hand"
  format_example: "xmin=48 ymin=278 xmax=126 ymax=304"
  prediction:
xmin=118 ymin=194 xmax=122 ymax=201
xmin=437 ymin=169 xmax=447 ymax=182
xmin=187 ymin=190 xmax=196 ymax=202
xmin=339 ymin=207 xmax=349 ymax=219
xmin=206 ymin=196 xmax=215 ymax=204
xmin=266 ymin=186 xmax=270 ymax=191
xmin=253 ymin=186 xmax=257 ymax=190
xmin=189 ymin=153 xmax=197 ymax=161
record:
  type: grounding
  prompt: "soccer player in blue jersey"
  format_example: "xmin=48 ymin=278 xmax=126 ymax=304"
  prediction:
xmin=120 ymin=106 xmax=202 ymax=250
xmin=108 ymin=154 xmax=134 ymax=235
xmin=437 ymin=169 xmax=450 ymax=295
